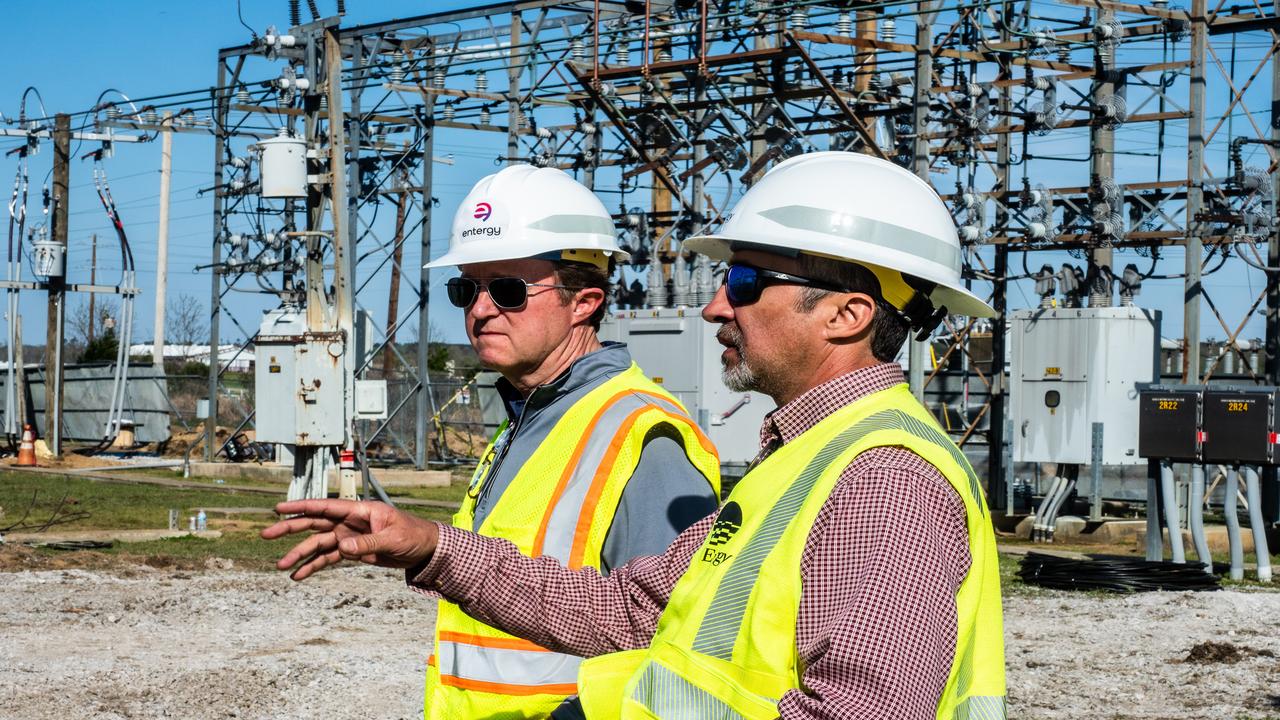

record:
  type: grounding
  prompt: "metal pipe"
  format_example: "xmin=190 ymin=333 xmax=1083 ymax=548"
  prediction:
xmin=1033 ymin=474 xmax=1062 ymax=541
xmin=1146 ymin=461 xmax=1164 ymax=561
xmin=1160 ymin=461 xmax=1186 ymax=563
xmin=1244 ymin=465 xmax=1272 ymax=582
xmin=1225 ymin=466 xmax=1244 ymax=580
xmin=1044 ymin=475 xmax=1077 ymax=542
xmin=1189 ymin=464 xmax=1212 ymax=573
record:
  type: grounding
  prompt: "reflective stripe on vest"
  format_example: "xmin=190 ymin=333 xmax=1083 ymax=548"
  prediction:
xmin=693 ymin=408 xmax=983 ymax=659
xmin=535 ymin=391 xmax=692 ymax=567
xmin=436 ymin=633 xmax=580 ymax=696
xmin=630 ymin=662 xmax=746 ymax=720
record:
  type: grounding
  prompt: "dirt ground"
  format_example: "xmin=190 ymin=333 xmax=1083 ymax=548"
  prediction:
xmin=1 ymin=548 xmax=1278 ymax=719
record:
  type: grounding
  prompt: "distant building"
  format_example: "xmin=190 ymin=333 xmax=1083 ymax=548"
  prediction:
xmin=128 ymin=343 xmax=254 ymax=372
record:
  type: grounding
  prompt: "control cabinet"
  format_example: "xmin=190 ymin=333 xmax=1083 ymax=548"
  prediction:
xmin=254 ymin=307 xmax=346 ymax=446
xmin=1201 ymin=388 xmax=1273 ymax=464
xmin=1136 ymin=386 xmax=1200 ymax=461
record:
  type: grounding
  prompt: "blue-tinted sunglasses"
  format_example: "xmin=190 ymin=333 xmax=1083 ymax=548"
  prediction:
xmin=723 ymin=263 xmax=850 ymax=305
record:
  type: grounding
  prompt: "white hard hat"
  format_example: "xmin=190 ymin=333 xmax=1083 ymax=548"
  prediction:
xmin=684 ymin=151 xmax=994 ymax=319
xmin=425 ymin=164 xmax=630 ymax=269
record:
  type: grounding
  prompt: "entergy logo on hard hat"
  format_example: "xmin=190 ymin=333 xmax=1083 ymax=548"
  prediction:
xmin=474 ymin=202 xmax=493 ymax=221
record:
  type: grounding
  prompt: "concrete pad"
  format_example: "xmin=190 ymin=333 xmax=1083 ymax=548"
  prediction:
xmin=371 ymin=469 xmax=451 ymax=488
xmin=1053 ymin=516 xmax=1087 ymax=539
xmin=1014 ymin=515 xmax=1034 ymax=539
xmin=1086 ymin=519 xmax=1146 ymax=544
xmin=1137 ymin=525 xmax=1257 ymax=554
xmin=3 ymin=529 xmax=222 ymax=544
xmin=187 ymin=462 xmax=289 ymax=484
xmin=186 ymin=462 xmax=452 ymax=489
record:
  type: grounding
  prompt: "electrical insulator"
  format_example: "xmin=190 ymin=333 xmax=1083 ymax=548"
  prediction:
xmin=880 ymin=16 xmax=898 ymax=42
xmin=235 ymin=87 xmax=251 ymax=105
xmin=835 ymin=12 xmax=853 ymax=37
xmin=615 ymin=37 xmax=631 ymax=64
xmin=442 ymin=103 xmax=455 ymax=121
xmin=656 ymin=46 xmax=672 ymax=63
xmin=105 ymin=105 xmax=121 ymax=120
xmin=1057 ymin=46 xmax=1071 ymax=63
xmin=318 ymin=94 xmax=328 ymax=112
xmin=475 ymin=72 xmax=488 ymax=92
xmin=389 ymin=50 xmax=407 ymax=83
xmin=432 ymin=69 xmax=446 ymax=89
xmin=479 ymin=106 xmax=491 ymax=125
xmin=143 ymin=109 xmax=159 ymax=123
xmin=788 ymin=8 xmax=808 ymax=30
xmin=571 ymin=38 xmax=587 ymax=61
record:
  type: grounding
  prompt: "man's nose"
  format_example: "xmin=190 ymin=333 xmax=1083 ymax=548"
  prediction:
xmin=702 ymin=283 xmax=734 ymax=325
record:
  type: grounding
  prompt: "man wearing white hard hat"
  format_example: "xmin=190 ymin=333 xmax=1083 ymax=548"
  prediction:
xmin=265 ymin=152 xmax=1005 ymax=719
xmin=418 ymin=164 xmax=721 ymax=718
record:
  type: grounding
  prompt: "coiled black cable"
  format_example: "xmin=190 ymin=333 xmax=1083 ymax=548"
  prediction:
xmin=1017 ymin=553 xmax=1222 ymax=593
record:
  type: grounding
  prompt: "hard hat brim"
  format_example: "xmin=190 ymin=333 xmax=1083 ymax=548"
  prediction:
xmin=684 ymin=233 xmax=995 ymax=318
xmin=425 ymin=245 xmax=630 ymax=269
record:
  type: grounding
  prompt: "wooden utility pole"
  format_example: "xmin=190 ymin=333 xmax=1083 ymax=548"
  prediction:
xmin=44 ymin=114 xmax=70 ymax=456
xmin=382 ymin=182 xmax=409 ymax=378
xmin=88 ymin=233 xmax=97 ymax=344
xmin=153 ymin=112 xmax=174 ymax=368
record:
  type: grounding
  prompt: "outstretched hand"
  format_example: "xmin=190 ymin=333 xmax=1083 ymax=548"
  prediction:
xmin=261 ymin=499 xmax=440 ymax=581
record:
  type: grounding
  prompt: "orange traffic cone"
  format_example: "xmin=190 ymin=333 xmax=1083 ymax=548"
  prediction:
xmin=16 ymin=424 xmax=37 ymax=467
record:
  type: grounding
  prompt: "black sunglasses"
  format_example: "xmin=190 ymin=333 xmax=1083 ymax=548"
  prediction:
xmin=446 ymin=276 xmax=583 ymax=310
xmin=723 ymin=263 xmax=849 ymax=306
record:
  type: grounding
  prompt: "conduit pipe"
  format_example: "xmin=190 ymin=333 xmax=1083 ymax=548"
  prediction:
xmin=1224 ymin=467 xmax=1244 ymax=581
xmin=1188 ymin=465 xmax=1212 ymax=573
xmin=1243 ymin=466 xmax=1272 ymax=583
xmin=1160 ymin=461 xmax=1185 ymax=564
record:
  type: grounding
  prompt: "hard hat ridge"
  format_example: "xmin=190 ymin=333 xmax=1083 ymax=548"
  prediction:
xmin=684 ymin=151 xmax=994 ymax=320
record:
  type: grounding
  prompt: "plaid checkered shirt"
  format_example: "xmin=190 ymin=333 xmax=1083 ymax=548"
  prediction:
xmin=412 ymin=362 xmax=971 ymax=719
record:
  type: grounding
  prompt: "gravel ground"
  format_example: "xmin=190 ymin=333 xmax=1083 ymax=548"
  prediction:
xmin=1 ymin=557 xmax=1278 ymax=719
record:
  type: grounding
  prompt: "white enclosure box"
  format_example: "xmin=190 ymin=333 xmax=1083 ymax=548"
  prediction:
xmin=256 ymin=132 xmax=308 ymax=198
xmin=599 ymin=308 xmax=773 ymax=471
xmin=354 ymin=379 xmax=388 ymax=419
xmin=254 ymin=308 xmax=346 ymax=446
xmin=1010 ymin=306 xmax=1160 ymax=466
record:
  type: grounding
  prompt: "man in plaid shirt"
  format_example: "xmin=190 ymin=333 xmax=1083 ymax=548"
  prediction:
xmin=265 ymin=152 xmax=1006 ymax=719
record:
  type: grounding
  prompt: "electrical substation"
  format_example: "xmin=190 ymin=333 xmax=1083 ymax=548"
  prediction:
xmin=1 ymin=0 xmax=1280 ymax=575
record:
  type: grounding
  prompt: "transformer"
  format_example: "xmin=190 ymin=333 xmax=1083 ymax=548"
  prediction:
xmin=1010 ymin=306 xmax=1160 ymax=465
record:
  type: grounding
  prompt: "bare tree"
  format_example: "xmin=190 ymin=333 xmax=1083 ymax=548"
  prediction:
xmin=67 ymin=297 xmax=120 ymax=345
xmin=167 ymin=294 xmax=208 ymax=347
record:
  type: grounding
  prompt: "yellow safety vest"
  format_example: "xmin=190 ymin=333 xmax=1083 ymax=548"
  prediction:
xmin=577 ymin=383 xmax=1006 ymax=720
xmin=425 ymin=364 xmax=722 ymax=719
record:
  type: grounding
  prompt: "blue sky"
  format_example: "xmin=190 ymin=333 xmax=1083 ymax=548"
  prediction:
xmin=0 ymin=2 xmax=1276 ymax=354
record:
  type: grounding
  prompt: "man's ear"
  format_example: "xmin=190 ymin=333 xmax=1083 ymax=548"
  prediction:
xmin=824 ymin=292 xmax=877 ymax=342
xmin=573 ymin=287 xmax=606 ymax=324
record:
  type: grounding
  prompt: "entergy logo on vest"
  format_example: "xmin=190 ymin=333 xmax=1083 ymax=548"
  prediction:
xmin=701 ymin=501 xmax=741 ymax=566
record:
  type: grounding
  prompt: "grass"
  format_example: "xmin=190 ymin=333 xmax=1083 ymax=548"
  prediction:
xmin=0 ymin=469 xmax=457 ymax=568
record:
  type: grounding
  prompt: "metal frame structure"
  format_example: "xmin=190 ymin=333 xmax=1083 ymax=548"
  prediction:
xmin=70 ymin=0 xmax=1280 ymax=507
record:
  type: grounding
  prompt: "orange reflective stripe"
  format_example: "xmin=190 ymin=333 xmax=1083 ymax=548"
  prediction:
xmin=427 ymin=653 xmax=436 ymax=667
xmin=531 ymin=389 xmax=676 ymax=557
xmin=438 ymin=674 xmax=579 ymax=697
xmin=438 ymin=630 xmax=552 ymax=653
xmin=566 ymin=406 xmax=720 ymax=569
xmin=567 ymin=406 xmax=649 ymax=569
